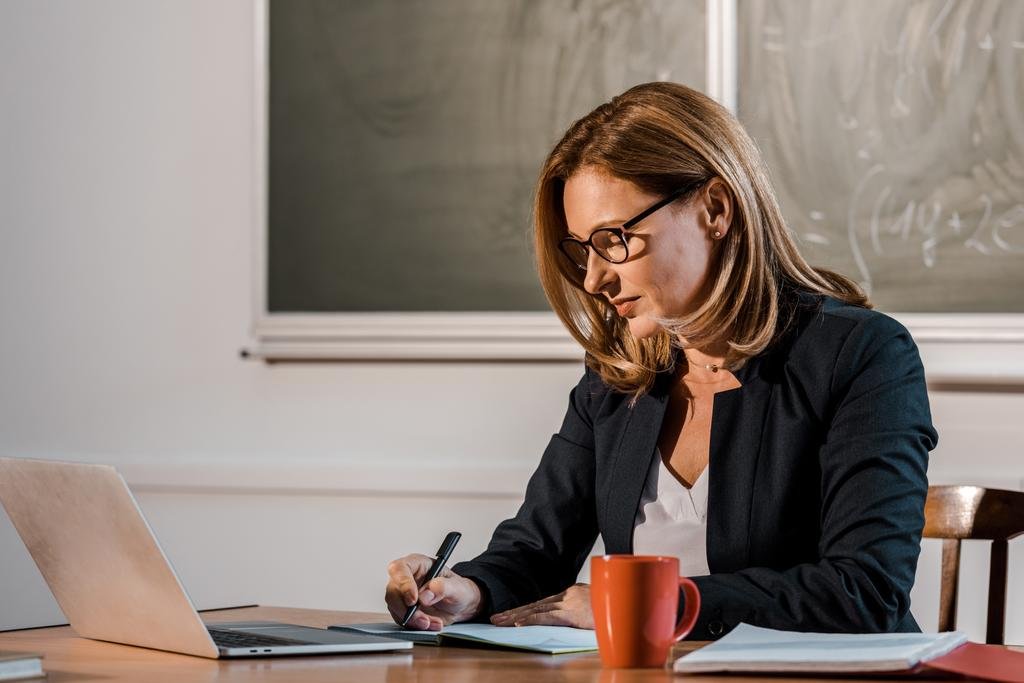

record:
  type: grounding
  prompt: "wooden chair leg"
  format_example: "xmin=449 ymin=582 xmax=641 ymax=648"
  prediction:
xmin=938 ymin=538 xmax=960 ymax=633
xmin=985 ymin=539 xmax=1008 ymax=645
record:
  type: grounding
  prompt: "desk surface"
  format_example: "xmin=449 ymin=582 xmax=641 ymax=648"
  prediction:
xmin=0 ymin=605 xmax=1004 ymax=683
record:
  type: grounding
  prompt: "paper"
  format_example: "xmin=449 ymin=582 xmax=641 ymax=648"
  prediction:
xmin=673 ymin=623 xmax=967 ymax=673
xmin=332 ymin=622 xmax=597 ymax=654
xmin=0 ymin=650 xmax=44 ymax=680
xmin=442 ymin=623 xmax=597 ymax=653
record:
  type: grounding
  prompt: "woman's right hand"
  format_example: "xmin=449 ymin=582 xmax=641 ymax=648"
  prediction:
xmin=385 ymin=554 xmax=483 ymax=630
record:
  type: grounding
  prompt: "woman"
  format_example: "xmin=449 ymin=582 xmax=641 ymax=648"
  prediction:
xmin=384 ymin=82 xmax=937 ymax=639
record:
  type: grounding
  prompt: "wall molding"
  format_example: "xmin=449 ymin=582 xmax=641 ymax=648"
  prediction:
xmin=82 ymin=459 xmax=1024 ymax=499
xmin=246 ymin=312 xmax=583 ymax=361
xmin=897 ymin=314 xmax=1024 ymax=387
xmin=118 ymin=459 xmax=531 ymax=499
xmin=244 ymin=311 xmax=1024 ymax=387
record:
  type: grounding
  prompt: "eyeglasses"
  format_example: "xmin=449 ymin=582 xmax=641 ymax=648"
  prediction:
xmin=558 ymin=185 xmax=694 ymax=272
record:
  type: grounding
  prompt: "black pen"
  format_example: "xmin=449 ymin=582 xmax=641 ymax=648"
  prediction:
xmin=401 ymin=531 xmax=461 ymax=628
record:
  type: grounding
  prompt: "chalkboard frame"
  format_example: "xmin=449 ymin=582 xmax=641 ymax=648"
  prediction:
xmin=249 ymin=0 xmax=1024 ymax=383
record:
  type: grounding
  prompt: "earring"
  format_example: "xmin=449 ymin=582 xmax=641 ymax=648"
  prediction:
xmin=713 ymin=230 xmax=722 ymax=239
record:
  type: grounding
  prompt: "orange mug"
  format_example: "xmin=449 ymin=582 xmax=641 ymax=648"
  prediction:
xmin=590 ymin=555 xmax=701 ymax=668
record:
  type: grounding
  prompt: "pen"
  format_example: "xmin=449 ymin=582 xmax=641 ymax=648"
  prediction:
xmin=401 ymin=531 xmax=461 ymax=628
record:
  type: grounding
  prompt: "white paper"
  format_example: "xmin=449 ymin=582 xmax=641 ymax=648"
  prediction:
xmin=443 ymin=623 xmax=597 ymax=651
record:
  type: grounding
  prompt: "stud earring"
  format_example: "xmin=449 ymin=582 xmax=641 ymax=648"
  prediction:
xmin=713 ymin=230 xmax=722 ymax=239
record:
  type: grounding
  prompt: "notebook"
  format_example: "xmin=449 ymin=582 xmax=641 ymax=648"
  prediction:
xmin=673 ymin=623 xmax=968 ymax=674
xmin=331 ymin=622 xmax=598 ymax=654
xmin=0 ymin=651 xmax=44 ymax=681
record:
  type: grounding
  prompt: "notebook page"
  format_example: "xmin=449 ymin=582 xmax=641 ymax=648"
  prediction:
xmin=443 ymin=623 xmax=597 ymax=653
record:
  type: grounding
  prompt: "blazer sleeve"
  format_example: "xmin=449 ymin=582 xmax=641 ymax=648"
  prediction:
xmin=690 ymin=313 xmax=937 ymax=638
xmin=451 ymin=368 xmax=602 ymax=616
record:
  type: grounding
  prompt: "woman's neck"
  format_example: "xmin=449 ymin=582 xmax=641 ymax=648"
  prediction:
xmin=674 ymin=343 xmax=730 ymax=385
xmin=685 ymin=345 xmax=727 ymax=365
xmin=680 ymin=339 xmax=729 ymax=366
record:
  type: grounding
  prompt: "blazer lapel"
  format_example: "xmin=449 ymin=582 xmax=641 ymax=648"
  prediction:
xmin=601 ymin=377 xmax=670 ymax=554
xmin=599 ymin=343 xmax=783 ymax=560
xmin=706 ymin=355 xmax=775 ymax=573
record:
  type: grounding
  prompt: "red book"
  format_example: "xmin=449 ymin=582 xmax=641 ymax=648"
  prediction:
xmin=925 ymin=642 xmax=1024 ymax=683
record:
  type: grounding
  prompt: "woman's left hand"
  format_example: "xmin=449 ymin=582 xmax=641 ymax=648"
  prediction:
xmin=489 ymin=583 xmax=594 ymax=629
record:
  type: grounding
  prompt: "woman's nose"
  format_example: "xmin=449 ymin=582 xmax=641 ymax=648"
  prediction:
xmin=583 ymin=251 xmax=615 ymax=295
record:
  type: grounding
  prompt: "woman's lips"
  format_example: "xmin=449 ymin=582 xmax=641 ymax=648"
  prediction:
xmin=614 ymin=297 xmax=639 ymax=316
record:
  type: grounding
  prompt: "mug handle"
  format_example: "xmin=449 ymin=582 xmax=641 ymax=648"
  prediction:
xmin=673 ymin=577 xmax=701 ymax=641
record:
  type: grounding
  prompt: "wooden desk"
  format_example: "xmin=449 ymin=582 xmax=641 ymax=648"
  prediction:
xmin=0 ymin=605 xmax=681 ymax=683
xmin=0 ymin=605 xmax=1009 ymax=683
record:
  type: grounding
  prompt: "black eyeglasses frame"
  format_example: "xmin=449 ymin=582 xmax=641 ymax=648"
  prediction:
xmin=558 ymin=184 xmax=695 ymax=272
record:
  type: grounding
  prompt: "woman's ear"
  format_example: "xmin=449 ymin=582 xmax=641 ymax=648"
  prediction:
xmin=701 ymin=178 xmax=733 ymax=240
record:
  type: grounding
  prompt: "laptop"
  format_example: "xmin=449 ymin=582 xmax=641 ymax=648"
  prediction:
xmin=0 ymin=457 xmax=412 ymax=658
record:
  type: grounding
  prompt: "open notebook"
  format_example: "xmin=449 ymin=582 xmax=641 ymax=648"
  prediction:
xmin=330 ymin=622 xmax=597 ymax=654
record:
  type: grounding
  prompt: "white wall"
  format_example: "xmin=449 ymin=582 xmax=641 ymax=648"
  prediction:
xmin=1 ymin=0 xmax=1021 ymax=643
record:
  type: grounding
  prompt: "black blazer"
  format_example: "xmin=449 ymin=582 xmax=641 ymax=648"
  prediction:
xmin=452 ymin=294 xmax=937 ymax=639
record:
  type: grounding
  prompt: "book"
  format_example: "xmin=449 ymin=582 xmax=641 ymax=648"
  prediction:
xmin=330 ymin=622 xmax=598 ymax=654
xmin=673 ymin=623 xmax=968 ymax=674
xmin=0 ymin=652 xmax=44 ymax=681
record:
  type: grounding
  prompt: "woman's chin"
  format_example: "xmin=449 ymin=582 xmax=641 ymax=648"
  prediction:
xmin=626 ymin=316 xmax=661 ymax=339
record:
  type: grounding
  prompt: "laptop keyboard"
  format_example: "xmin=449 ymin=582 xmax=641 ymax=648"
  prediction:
xmin=208 ymin=628 xmax=309 ymax=649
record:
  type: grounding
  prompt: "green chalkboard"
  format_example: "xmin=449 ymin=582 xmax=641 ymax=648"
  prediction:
xmin=267 ymin=0 xmax=707 ymax=312
xmin=738 ymin=0 xmax=1024 ymax=312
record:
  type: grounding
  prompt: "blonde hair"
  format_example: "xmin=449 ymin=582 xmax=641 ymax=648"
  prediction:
xmin=534 ymin=82 xmax=870 ymax=400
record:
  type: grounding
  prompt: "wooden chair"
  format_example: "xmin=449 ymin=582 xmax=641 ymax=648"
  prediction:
xmin=923 ymin=485 xmax=1024 ymax=644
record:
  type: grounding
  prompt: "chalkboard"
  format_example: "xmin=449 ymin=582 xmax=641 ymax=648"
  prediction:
xmin=738 ymin=0 xmax=1024 ymax=312
xmin=268 ymin=0 xmax=1024 ymax=316
xmin=267 ymin=0 xmax=707 ymax=312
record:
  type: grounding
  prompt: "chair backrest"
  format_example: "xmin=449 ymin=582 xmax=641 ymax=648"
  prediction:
xmin=923 ymin=485 xmax=1024 ymax=644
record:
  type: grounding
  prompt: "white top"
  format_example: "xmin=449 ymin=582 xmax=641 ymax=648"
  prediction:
xmin=632 ymin=449 xmax=710 ymax=577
